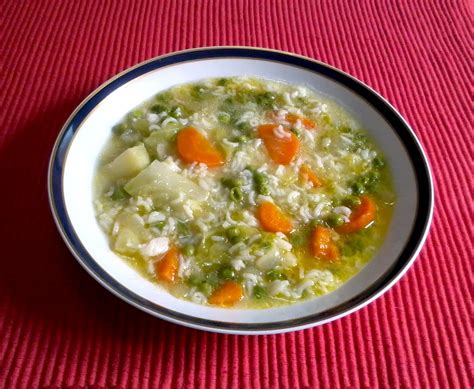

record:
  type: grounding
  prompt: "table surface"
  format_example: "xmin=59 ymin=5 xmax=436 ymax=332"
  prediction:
xmin=1 ymin=1 xmax=471 ymax=388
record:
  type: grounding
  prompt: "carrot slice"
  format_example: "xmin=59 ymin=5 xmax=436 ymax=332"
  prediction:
xmin=286 ymin=113 xmax=316 ymax=129
xmin=208 ymin=281 xmax=244 ymax=307
xmin=310 ymin=226 xmax=340 ymax=261
xmin=258 ymin=124 xmax=300 ymax=165
xmin=257 ymin=201 xmax=293 ymax=233
xmin=155 ymin=246 xmax=180 ymax=283
xmin=337 ymin=196 xmax=376 ymax=234
xmin=176 ymin=127 xmax=224 ymax=167
xmin=300 ymin=164 xmax=322 ymax=188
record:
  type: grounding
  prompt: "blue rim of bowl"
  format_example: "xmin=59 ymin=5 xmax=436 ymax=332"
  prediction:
xmin=48 ymin=47 xmax=434 ymax=333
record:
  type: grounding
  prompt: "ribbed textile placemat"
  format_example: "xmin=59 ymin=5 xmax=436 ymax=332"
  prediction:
xmin=1 ymin=1 xmax=471 ymax=388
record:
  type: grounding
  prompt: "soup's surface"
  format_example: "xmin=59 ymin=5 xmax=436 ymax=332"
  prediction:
xmin=94 ymin=77 xmax=395 ymax=308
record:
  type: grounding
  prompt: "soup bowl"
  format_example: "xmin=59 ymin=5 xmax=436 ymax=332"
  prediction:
xmin=48 ymin=47 xmax=433 ymax=334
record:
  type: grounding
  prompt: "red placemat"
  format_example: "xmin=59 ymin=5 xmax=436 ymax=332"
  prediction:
xmin=1 ymin=1 xmax=471 ymax=387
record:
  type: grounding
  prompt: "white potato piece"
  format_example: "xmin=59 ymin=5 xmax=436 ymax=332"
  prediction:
xmin=113 ymin=212 xmax=151 ymax=254
xmin=256 ymin=247 xmax=281 ymax=270
xmin=114 ymin=228 xmax=140 ymax=254
xmin=104 ymin=143 xmax=150 ymax=180
xmin=124 ymin=160 xmax=208 ymax=202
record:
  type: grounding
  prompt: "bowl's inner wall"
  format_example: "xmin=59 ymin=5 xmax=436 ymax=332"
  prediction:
xmin=63 ymin=58 xmax=417 ymax=323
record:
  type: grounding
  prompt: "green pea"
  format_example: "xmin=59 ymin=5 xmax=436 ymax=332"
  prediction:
xmin=289 ymin=231 xmax=306 ymax=247
xmin=309 ymin=219 xmax=324 ymax=229
xmin=177 ymin=221 xmax=191 ymax=236
xmin=230 ymin=187 xmax=243 ymax=202
xmin=187 ymin=275 xmax=202 ymax=287
xmin=253 ymin=285 xmax=266 ymax=299
xmin=351 ymin=181 xmax=365 ymax=195
xmin=221 ymin=97 xmax=234 ymax=108
xmin=259 ymin=240 xmax=273 ymax=250
xmin=232 ymin=135 xmax=249 ymax=143
xmin=168 ymin=106 xmax=183 ymax=119
xmin=187 ymin=276 xmax=214 ymax=295
xmin=295 ymin=96 xmax=310 ymax=107
xmin=151 ymin=221 xmax=165 ymax=229
xmin=372 ymin=156 xmax=385 ymax=168
xmin=253 ymin=171 xmax=270 ymax=195
xmin=255 ymin=91 xmax=277 ymax=108
xmin=361 ymin=171 xmax=380 ymax=192
xmin=218 ymin=112 xmax=231 ymax=124
xmin=219 ymin=265 xmax=236 ymax=280
xmin=258 ymin=234 xmax=275 ymax=250
xmin=150 ymin=104 xmax=167 ymax=114
xmin=111 ymin=186 xmax=129 ymax=200
xmin=231 ymin=211 xmax=245 ymax=222
xmin=191 ymin=84 xmax=208 ymax=99
xmin=354 ymin=133 xmax=368 ymax=144
xmin=226 ymin=226 xmax=242 ymax=244
xmin=183 ymin=244 xmax=195 ymax=256
xmin=233 ymin=91 xmax=248 ymax=104
xmin=216 ymin=78 xmax=230 ymax=87
xmin=342 ymin=196 xmax=362 ymax=208
xmin=343 ymin=195 xmax=362 ymax=207
xmin=112 ymin=123 xmax=127 ymax=136
xmin=320 ymin=113 xmax=332 ymax=125
xmin=221 ymin=176 xmax=243 ymax=188
xmin=237 ymin=122 xmax=252 ymax=133
xmin=253 ymin=171 xmax=266 ymax=184
xmin=201 ymin=262 xmax=220 ymax=274
xmin=258 ymin=182 xmax=270 ymax=196
xmin=341 ymin=245 xmax=353 ymax=256
xmin=366 ymin=171 xmax=380 ymax=185
xmin=339 ymin=125 xmax=353 ymax=134
xmin=154 ymin=91 xmax=172 ymax=103
xmin=129 ymin=109 xmax=143 ymax=119
xmin=342 ymin=237 xmax=364 ymax=256
xmin=326 ymin=214 xmax=345 ymax=228
xmin=199 ymin=282 xmax=213 ymax=296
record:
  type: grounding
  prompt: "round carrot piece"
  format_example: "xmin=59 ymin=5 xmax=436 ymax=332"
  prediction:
xmin=337 ymin=196 xmax=376 ymax=234
xmin=257 ymin=201 xmax=293 ymax=233
xmin=177 ymin=126 xmax=224 ymax=167
xmin=155 ymin=246 xmax=180 ymax=283
xmin=208 ymin=281 xmax=244 ymax=307
xmin=310 ymin=226 xmax=340 ymax=261
xmin=258 ymin=124 xmax=300 ymax=165
xmin=300 ymin=164 xmax=322 ymax=188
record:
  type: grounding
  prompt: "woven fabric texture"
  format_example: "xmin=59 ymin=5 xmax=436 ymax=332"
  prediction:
xmin=0 ymin=1 xmax=472 ymax=388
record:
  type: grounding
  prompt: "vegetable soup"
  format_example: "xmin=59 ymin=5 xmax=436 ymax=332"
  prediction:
xmin=94 ymin=77 xmax=395 ymax=308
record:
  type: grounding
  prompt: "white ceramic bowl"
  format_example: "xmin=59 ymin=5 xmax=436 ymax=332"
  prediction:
xmin=48 ymin=47 xmax=433 ymax=334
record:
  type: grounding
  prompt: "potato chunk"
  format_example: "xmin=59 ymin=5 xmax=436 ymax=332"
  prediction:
xmin=124 ymin=160 xmax=208 ymax=202
xmin=105 ymin=143 xmax=150 ymax=180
